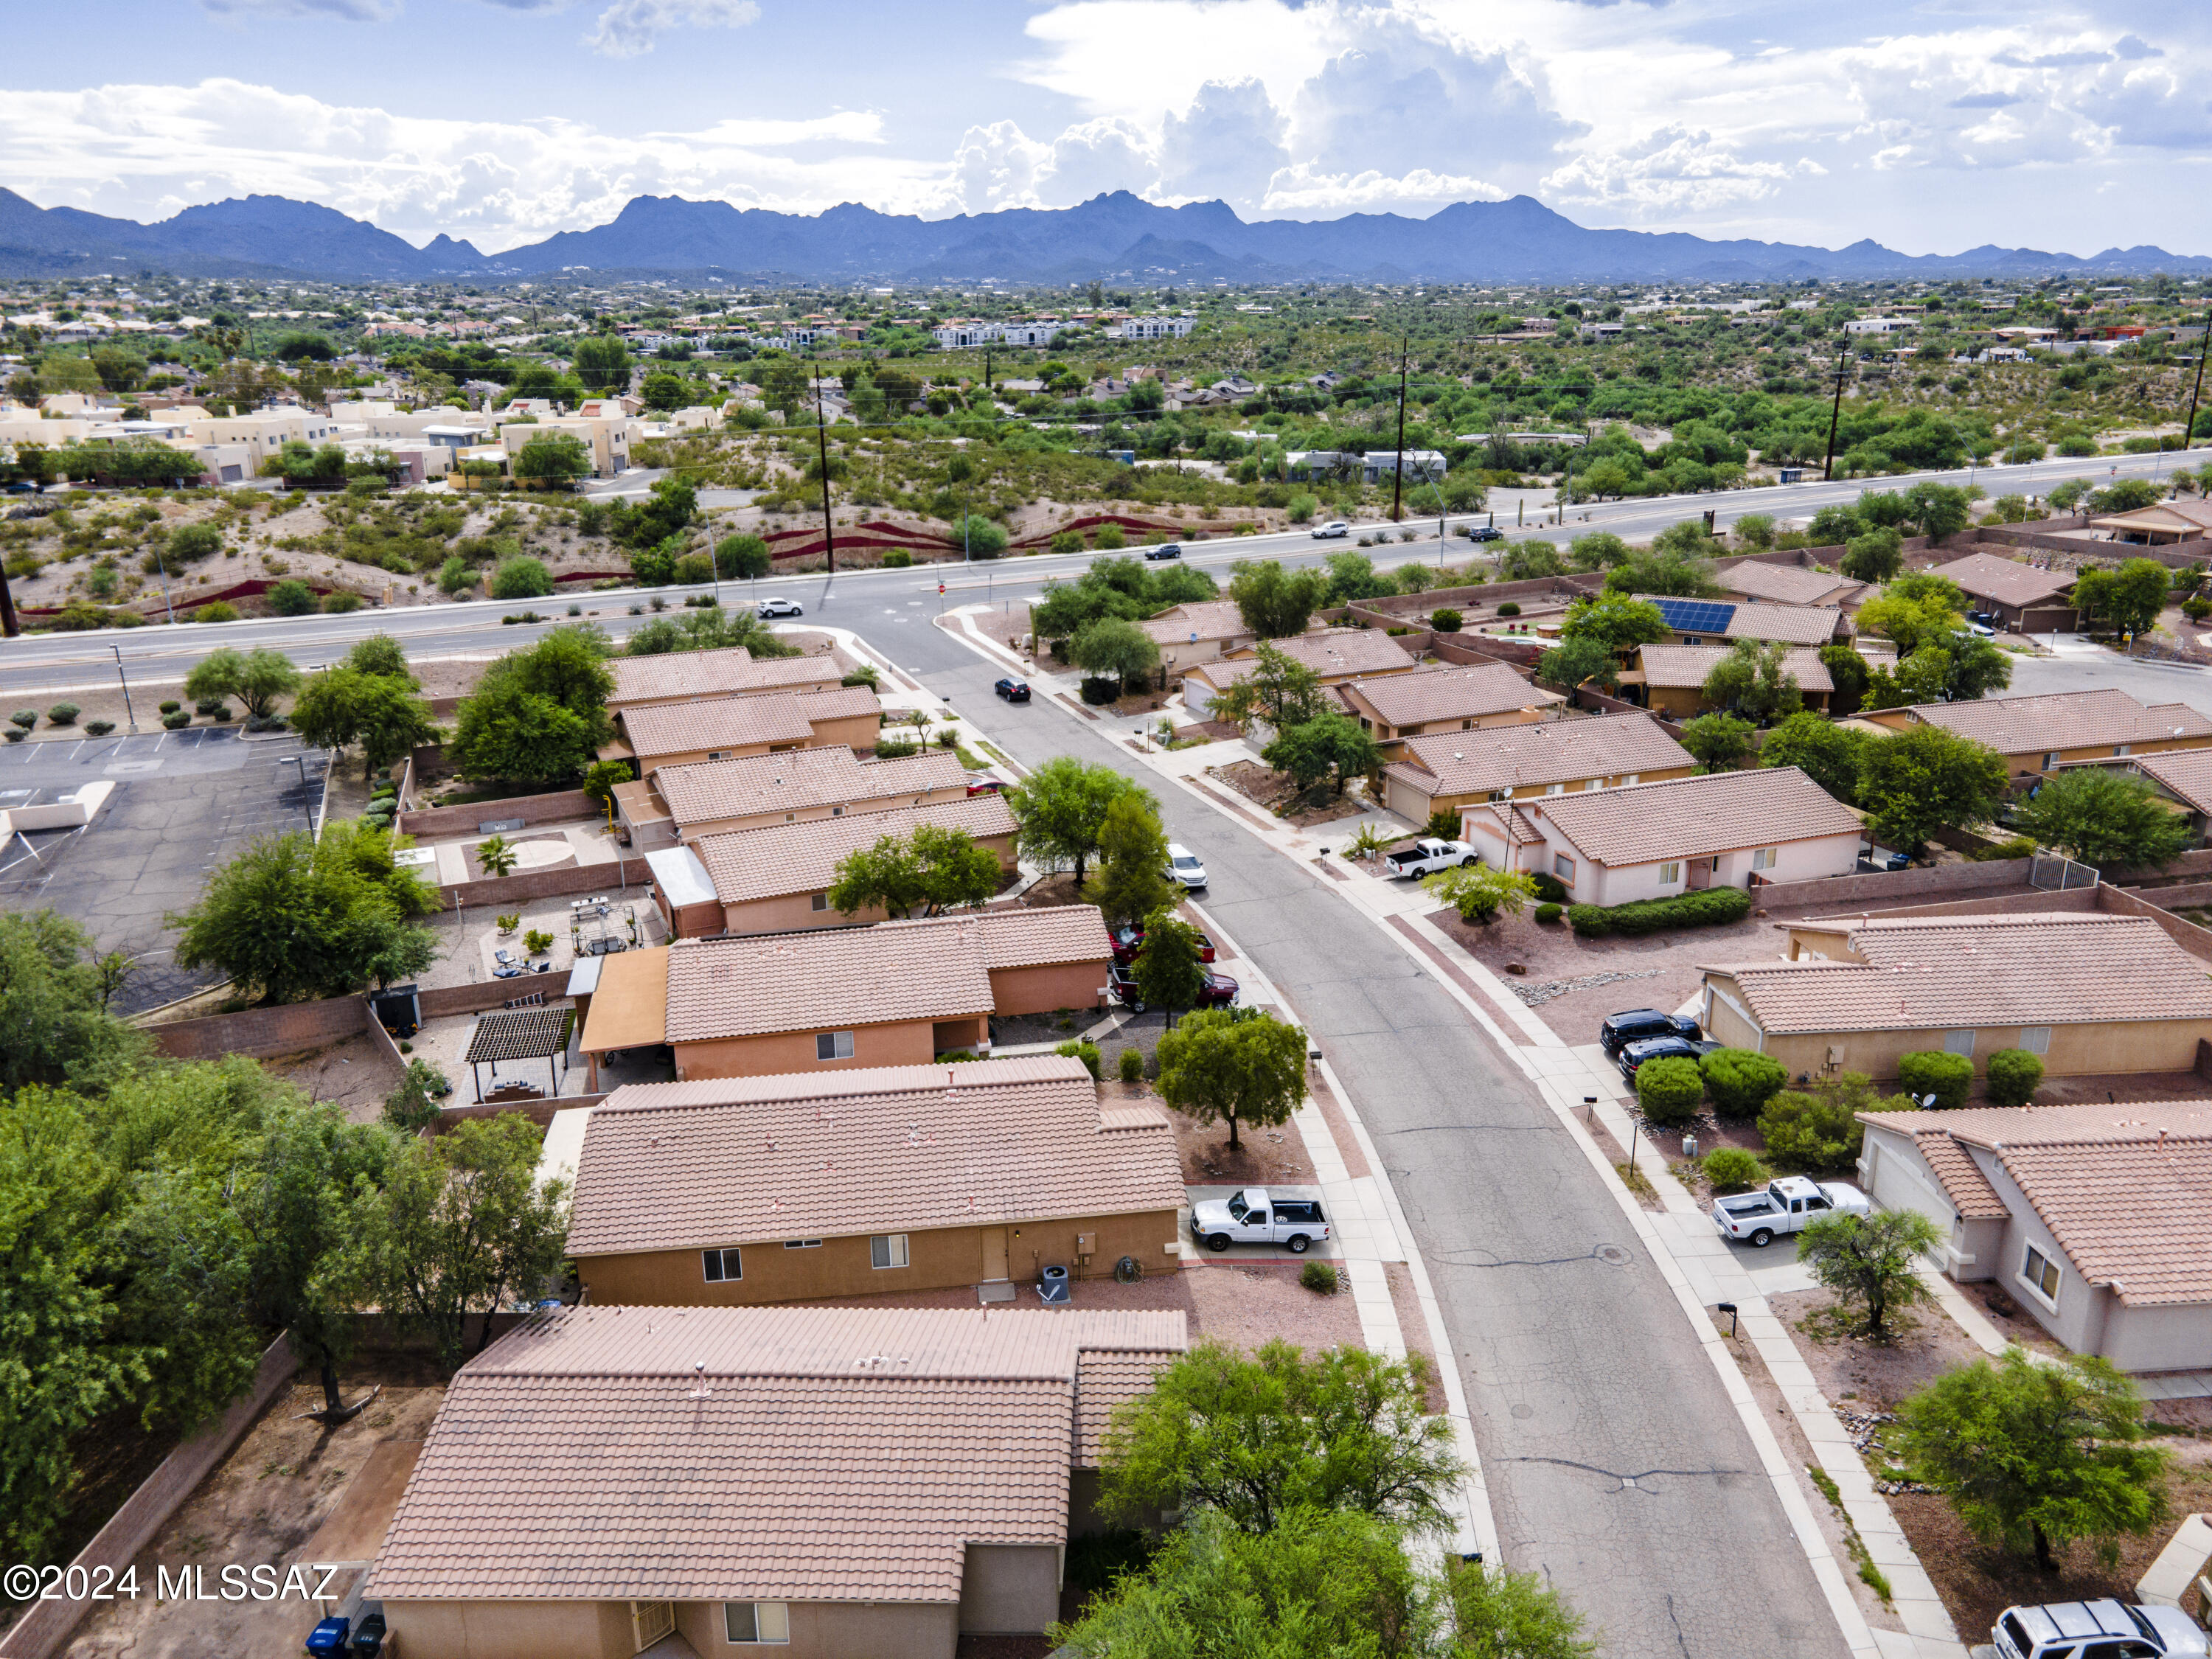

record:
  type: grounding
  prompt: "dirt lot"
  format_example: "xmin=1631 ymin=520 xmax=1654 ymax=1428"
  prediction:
xmin=261 ymin=1032 xmax=408 ymax=1124
xmin=1770 ymin=1286 xmax=2212 ymax=1639
xmin=1212 ymin=759 xmax=1376 ymax=829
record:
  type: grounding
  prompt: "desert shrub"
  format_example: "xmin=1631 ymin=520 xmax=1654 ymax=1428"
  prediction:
xmin=674 ymin=552 xmax=714 ymax=585
xmin=1534 ymin=902 xmax=1562 ymax=924
xmin=195 ymin=599 xmax=240 ymax=622
xmin=873 ymin=737 xmax=919 ymax=759
xmin=1984 ymin=1048 xmax=2044 ymax=1108
xmin=1530 ymin=871 xmax=1569 ymax=904
xmin=1497 ymin=601 xmax=1521 ymax=616
xmin=1896 ymin=1050 xmax=1974 ymax=1110
xmin=1700 ymin=1048 xmax=1789 ymax=1118
xmin=1635 ymin=1057 xmax=1705 ymax=1126
xmin=1969 ymin=837 xmax=2035 ymax=862
xmin=321 ymin=591 xmax=363 ymax=613
xmin=524 ymin=928 xmax=554 ymax=955
xmin=1702 ymin=1147 xmax=1767 ymax=1192
xmin=7 ymin=711 xmax=34 ymax=730
xmin=46 ymin=703 xmax=80 ymax=726
xmin=159 ymin=700 xmax=181 ymax=715
xmin=1079 ymin=675 xmax=1121 ymax=705
xmin=1055 ymin=1037 xmax=1103 ymax=1081
xmin=1094 ymin=521 xmax=1127 ymax=549
xmin=161 ymin=710 xmax=190 ymax=730
xmin=1299 ymin=1261 xmax=1340 ymax=1295
xmin=83 ymin=720 xmax=115 ymax=736
xmin=1423 ymin=808 xmax=1463 ymax=841
xmin=881 ymin=549 xmax=912 ymax=567
xmin=1569 ymin=887 xmax=1750 ymax=937
xmin=1759 ymin=1083 xmax=1868 ymax=1173
xmin=1430 ymin=608 xmax=1463 ymax=633
xmin=1118 ymin=1046 xmax=1144 ymax=1084
xmin=266 ymin=578 xmax=317 ymax=616
xmin=1051 ymin=530 xmax=1082 ymax=554
xmin=490 ymin=555 xmax=554 ymax=600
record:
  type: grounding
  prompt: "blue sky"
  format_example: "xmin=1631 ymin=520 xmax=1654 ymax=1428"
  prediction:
xmin=3 ymin=0 xmax=2205 ymax=257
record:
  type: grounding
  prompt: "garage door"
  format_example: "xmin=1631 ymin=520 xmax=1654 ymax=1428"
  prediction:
xmin=1387 ymin=775 xmax=1433 ymax=824
xmin=1866 ymin=1139 xmax=1953 ymax=1231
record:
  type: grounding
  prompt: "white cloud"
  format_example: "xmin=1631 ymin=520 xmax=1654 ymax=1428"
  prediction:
xmin=1036 ymin=117 xmax=1158 ymax=206
xmin=582 ymin=0 xmax=759 ymax=58
xmin=1543 ymin=125 xmax=1818 ymax=212
xmin=947 ymin=121 xmax=1051 ymax=214
xmin=199 ymin=0 xmax=401 ymax=18
xmin=1155 ymin=77 xmax=1291 ymax=209
xmin=1261 ymin=164 xmax=1504 ymax=213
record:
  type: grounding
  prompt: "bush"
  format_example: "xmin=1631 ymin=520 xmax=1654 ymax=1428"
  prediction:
xmin=161 ymin=710 xmax=191 ymax=730
xmin=1759 ymin=1087 xmax=1865 ymax=1173
xmin=674 ymin=552 xmax=714 ymax=585
xmin=881 ymin=549 xmax=912 ymax=567
xmin=1702 ymin=1147 xmax=1767 ymax=1192
xmin=1531 ymin=871 xmax=1569 ymax=905
xmin=1635 ymin=1057 xmax=1705 ymax=1126
xmin=1055 ymin=1037 xmax=1103 ymax=1081
xmin=46 ymin=703 xmax=80 ymax=726
xmin=1300 ymin=1261 xmax=1340 ymax=1295
xmin=1569 ymin=886 xmax=1750 ymax=937
xmin=7 ymin=710 xmax=34 ymax=730
xmin=321 ymin=591 xmax=363 ymax=613
xmin=1985 ymin=1048 xmax=2044 ymax=1108
xmin=524 ymin=928 xmax=554 ymax=955
xmin=1497 ymin=601 xmax=1521 ymax=617
xmin=1079 ymin=675 xmax=1121 ymax=705
xmin=83 ymin=720 xmax=114 ymax=736
xmin=1094 ymin=521 xmax=1127 ymax=549
xmin=1118 ymin=1046 xmax=1145 ymax=1084
xmin=1968 ymin=837 xmax=2035 ymax=862
xmin=1430 ymin=608 xmax=1463 ymax=633
xmin=159 ymin=700 xmax=181 ymax=715
xmin=2185 ymin=597 xmax=2212 ymax=624
xmin=490 ymin=555 xmax=554 ymax=600
xmin=1896 ymin=1050 xmax=1974 ymax=1110
xmin=1700 ymin=1048 xmax=1789 ymax=1118
xmin=266 ymin=578 xmax=317 ymax=616
xmin=1534 ymin=902 xmax=1562 ymax=924
xmin=1423 ymin=807 xmax=1463 ymax=842
xmin=872 ymin=737 xmax=919 ymax=759
xmin=194 ymin=599 xmax=240 ymax=622
xmin=1051 ymin=530 xmax=1083 ymax=554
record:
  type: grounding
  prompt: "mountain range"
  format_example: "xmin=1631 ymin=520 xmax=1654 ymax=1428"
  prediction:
xmin=1 ymin=186 xmax=2204 ymax=287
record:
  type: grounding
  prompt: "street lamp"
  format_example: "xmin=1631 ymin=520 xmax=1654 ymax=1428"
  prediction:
xmin=111 ymin=644 xmax=138 ymax=734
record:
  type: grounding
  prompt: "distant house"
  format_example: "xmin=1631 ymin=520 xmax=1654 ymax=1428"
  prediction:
xmin=615 ymin=746 xmax=970 ymax=847
xmin=1621 ymin=643 xmax=1834 ymax=718
xmin=1714 ymin=561 xmax=1865 ymax=611
xmin=1118 ymin=314 xmax=1195 ymax=339
xmin=560 ymin=1055 xmax=1185 ymax=1306
xmin=606 ymin=686 xmax=884 ymax=778
xmin=2101 ymin=747 xmax=2212 ymax=842
xmin=1335 ymin=662 xmax=1563 ymax=758
xmin=606 ymin=644 xmax=845 ymax=714
xmin=366 ymin=1305 xmax=1189 ymax=1659
xmin=1631 ymin=594 xmax=1851 ymax=647
xmin=1464 ymin=767 xmax=1861 ymax=906
xmin=1380 ymin=709 xmax=1696 ymax=826
xmin=1699 ymin=914 xmax=2212 ymax=1083
xmin=1181 ymin=629 xmax=1417 ymax=720
xmin=1138 ymin=599 xmax=1257 ymax=673
xmin=1859 ymin=688 xmax=2212 ymax=779
xmin=1923 ymin=551 xmax=2079 ymax=633
xmin=2090 ymin=499 xmax=2212 ymax=546
xmin=1854 ymin=1100 xmax=2212 ymax=1372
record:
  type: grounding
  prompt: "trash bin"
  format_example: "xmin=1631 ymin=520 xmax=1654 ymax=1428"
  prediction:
xmin=1038 ymin=1265 xmax=1070 ymax=1305
xmin=1682 ymin=1133 xmax=1698 ymax=1161
xmin=305 ymin=1616 xmax=351 ymax=1658
xmin=349 ymin=1612 xmax=387 ymax=1658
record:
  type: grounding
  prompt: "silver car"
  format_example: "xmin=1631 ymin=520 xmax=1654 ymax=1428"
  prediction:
xmin=1992 ymin=1599 xmax=2209 ymax=1659
xmin=1311 ymin=521 xmax=1351 ymax=538
xmin=1164 ymin=843 xmax=1207 ymax=891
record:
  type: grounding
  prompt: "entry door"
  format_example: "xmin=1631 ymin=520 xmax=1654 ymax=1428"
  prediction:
xmin=630 ymin=1600 xmax=675 ymax=1651
xmin=981 ymin=1228 xmax=1009 ymax=1281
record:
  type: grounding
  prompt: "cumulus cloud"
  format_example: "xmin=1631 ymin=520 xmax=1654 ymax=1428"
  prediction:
xmin=1543 ymin=125 xmax=1820 ymax=213
xmin=583 ymin=0 xmax=758 ymax=57
xmin=946 ymin=121 xmax=1050 ymax=214
xmin=1155 ymin=78 xmax=1290 ymax=209
xmin=1035 ymin=117 xmax=1157 ymax=206
xmin=1261 ymin=164 xmax=1503 ymax=213
xmin=199 ymin=0 xmax=401 ymax=18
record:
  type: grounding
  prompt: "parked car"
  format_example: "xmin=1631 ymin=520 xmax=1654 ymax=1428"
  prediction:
xmin=1164 ymin=843 xmax=1207 ymax=890
xmin=1466 ymin=525 xmax=1504 ymax=543
xmin=1311 ymin=521 xmax=1352 ymax=539
xmin=1383 ymin=838 xmax=1478 ymax=879
xmin=1107 ymin=961 xmax=1237 ymax=1012
xmin=1711 ymin=1176 xmax=1870 ymax=1248
xmin=1599 ymin=1008 xmax=1702 ymax=1056
xmin=994 ymin=677 xmax=1030 ymax=702
xmin=1992 ymin=1599 xmax=2208 ymax=1659
xmin=1189 ymin=1187 xmax=1331 ymax=1254
xmin=1110 ymin=922 xmax=1214 ymax=964
xmin=756 ymin=597 xmax=804 ymax=618
xmin=1615 ymin=1033 xmax=1719 ymax=1081
xmin=1144 ymin=542 xmax=1183 ymax=560
xmin=964 ymin=776 xmax=1004 ymax=796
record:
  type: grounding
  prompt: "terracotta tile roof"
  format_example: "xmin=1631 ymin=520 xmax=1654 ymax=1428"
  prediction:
xmin=662 ymin=909 xmax=1110 ymax=1042
xmin=1925 ymin=551 xmax=2077 ymax=610
xmin=621 ymin=686 xmax=882 ymax=762
xmin=1909 ymin=1130 xmax=2012 ymax=1220
xmin=2090 ymin=499 xmax=2212 ymax=534
xmin=1717 ymin=561 xmax=1863 ymax=608
xmin=1385 ymin=711 xmax=1694 ymax=798
xmin=1467 ymin=801 xmax=1545 ymax=847
xmin=695 ymin=795 xmax=1017 ymax=905
xmin=567 ymin=1056 xmax=1182 ymax=1256
xmin=1140 ymin=599 xmax=1251 ymax=645
xmin=1076 ymin=1350 xmax=1181 ymax=1467
xmin=1194 ymin=630 xmax=1418 ymax=692
xmin=2132 ymin=747 xmax=2212 ymax=814
xmin=1338 ymin=662 xmax=1563 ymax=727
xmin=364 ymin=1306 xmax=1186 ymax=1604
xmin=609 ymin=644 xmax=844 ymax=705
xmin=1630 ymin=594 xmax=1846 ymax=645
xmin=1711 ymin=914 xmax=2212 ymax=1035
xmin=654 ymin=746 xmax=967 ymax=828
xmin=1903 ymin=689 xmax=2212 ymax=757
xmin=1634 ymin=644 xmax=1835 ymax=694
xmin=1530 ymin=766 xmax=1860 ymax=869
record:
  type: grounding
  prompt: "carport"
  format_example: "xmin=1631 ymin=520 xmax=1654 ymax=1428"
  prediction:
xmin=463 ymin=1007 xmax=576 ymax=1102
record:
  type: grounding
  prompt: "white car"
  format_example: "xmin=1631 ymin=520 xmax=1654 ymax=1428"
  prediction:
xmin=756 ymin=597 xmax=804 ymax=619
xmin=1164 ymin=843 xmax=1207 ymax=891
xmin=1994 ymin=1599 xmax=2209 ymax=1659
xmin=1311 ymin=521 xmax=1351 ymax=539
xmin=1383 ymin=838 xmax=1478 ymax=879
xmin=1712 ymin=1176 xmax=1870 ymax=1248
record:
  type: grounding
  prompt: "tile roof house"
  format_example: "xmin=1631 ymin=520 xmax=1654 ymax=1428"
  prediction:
xmin=1714 ymin=560 xmax=1865 ymax=611
xmin=2110 ymin=747 xmax=2212 ymax=843
xmin=695 ymin=794 xmax=1019 ymax=934
xmin=610 ymin=686 xmax=884 ymax=777
xmin=1700 ymin=914 xmax=2212 ymax=1085
xmin=2090 ymin=498 xmax=2212 ymax=546
xmin=1335 ymin=662 xmax=1565 ymax=757
xmin=1863 ymin=688 xmax=2212 ymax=778
xmin=1622 ymin=643 xmax=1836 ymax=719
xmin=1923 ymin=551 xmax=2079 ymax=633
xmin=608 ymin=644 xmax=845 ymax=710
xmin=1182 ymin=628 xmax=1417 ymax=718
xmin=366 ymin=1304 xmax=1188 ymax=1659
xmin=1465 ymin=766 xmax=1863 ymax=907
xmin=1381 ymin=710 xmax=1696 ymax=825
xmin=618 ymin=745 xmax=971 ymax=847
xmin=563 ymin=1055 xmax=1185 ymax=1305
xmin=639 ymin=907 xmax=1115 ymax=1080
xmin=1629 ymin=594 xmax=1851 ymax=647
xmin=1138 ymin=599 xmax=1256 ymax=672
xmin=1854 ymin=1101 xmax=2212 ymax=1371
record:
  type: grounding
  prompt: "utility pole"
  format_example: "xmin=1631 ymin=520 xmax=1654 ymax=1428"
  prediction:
xmin=0 ymin=552 xmax=16 ymax=637
xmin=111 ymin=644 xmax=138 ymax=733
xmin=1820 ymin=336 xmax=1850 ymax=482
xmin=1391 ymin=335 xmax=1409 ymax=523
xmin=810 ymin=366 xmax=836 ymax=577
xmin=2181 ymin=307 xmax=2211 ymax=467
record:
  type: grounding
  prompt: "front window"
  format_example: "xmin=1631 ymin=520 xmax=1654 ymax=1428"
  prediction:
xmin=702 ymin=1247 xmax=741 ymax=1282
xmin=810 ymin=893 xmax=829 ymax=911
xmin=1752 ymin=848 xmax=1778 ymax=871
xmin=2020 ymin=1026 xmax=2051 ymax=1055
xmin=2042 ymin=751 xmax=2060 ymax=769
xmin=1944 ymin=1029 xmax=1976 ymax=1057
xmin=1660 ymin=862 xmax=1681 ymax=884
xmin=2022 ymin=1245 xmax=2061 ymax=1305
xmin=816 ymin=1031 xmax=855 ymax=1061
xmin=1554 ymin=855 xmax=1576 ymax=883
xmin=726 ymin=1602 xmax=790 ymax=1644
xmin=870 ymin=1234 xmax=909 ymax=1270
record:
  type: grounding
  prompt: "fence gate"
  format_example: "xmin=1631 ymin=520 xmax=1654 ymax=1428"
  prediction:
xmin=2029 ymin=854 xmax=2099 ymax=891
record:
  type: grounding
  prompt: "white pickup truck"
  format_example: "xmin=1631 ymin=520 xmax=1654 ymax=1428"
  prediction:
xmin=1711 ymin=1175 xmax=1871 ymax=1247
xmin=1384 ymin=838 xmax=1478 ymax=879
xmin=1189 ymin=1188 xmax=1331 ymax=1254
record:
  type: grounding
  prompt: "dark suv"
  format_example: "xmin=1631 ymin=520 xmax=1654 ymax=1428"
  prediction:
xmin=1107 ymin=961 xmax=1237 ymax=1012
xmin=994 ymin=677 xmax=1030 ymax=702
xmin=1599 ymin=1008 xmax=1702 ymax=1055
xmin=1617 ymin=1034 xmax=1720 ymax=1082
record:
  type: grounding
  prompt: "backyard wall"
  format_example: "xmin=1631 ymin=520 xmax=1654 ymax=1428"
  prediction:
xmin=394 ymin=787 xmax=599 ymax=839
xmin=141 ymin=995 xmax=367 ymax=1058
xmin=436 ymin=855 xmax=655 ymax=911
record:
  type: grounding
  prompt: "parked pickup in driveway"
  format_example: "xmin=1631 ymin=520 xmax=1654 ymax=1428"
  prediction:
xmin=1384 ymin=838 xmax=1478 ymax=878
xmin=1712 ymin=1175 xmax=1870 ymax=1248
xmin=1189 ymin=1188 xmax=1330 ymax=1254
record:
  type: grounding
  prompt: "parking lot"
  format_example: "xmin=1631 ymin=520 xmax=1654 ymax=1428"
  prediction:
xmin=0 ymin=727 xmax=328 ymax=1013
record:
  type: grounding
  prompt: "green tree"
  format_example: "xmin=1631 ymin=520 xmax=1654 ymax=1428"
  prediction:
xmin=1498 ymin=540 xmax=1567 ymax=580
xmin=1818 ymin=643 xmax=1871 ymax=717
xmin=449 ymin=626 xmax=613 ymax=782
xmin=344 ymin=633 xmax=413 ymax=682
xmin=1447 ymin=1557 xmax=1598 ymax=1659
xmin=1798 ymin=1209 xmax=1945 ymax=1338
xmin=287 ymin=667 xmax=438 ymax=775
xmin=509 ymin=431 xmax=592 ymax=484
xmin=1092 ymin=793 xmax=1174 ymax=927
xmin=1758 ymin=1073 xmax=1882 ymax=1173
xmin=955 ymin=514 xmax=1009 ymax=558
xmin=1071 ymin=615 xmax=1161 ymax=692
xmin=1680 ymin=712 xmax=1754 ymax=772
xmin=1010 ymin=756 xmax=1150 ymax=888
xmin=0 ymin=911 xmax=149 ymax=1099
xmin=1700 ymin=639 xmax=1801 ymax=722
xmin=1759 ymin=712 xmax=1868 ymax=804
xmin=1567 ymin=529 xmax=1632 ymax=569
xmin=2010 ymin=768 xmax=2196 ymax=870
xmin=1904 ymin=481 xmax=1976 ymax=540
xmin=1230 ymin=559 xmax=1332 ymax=639
xmin=2087 ymin=479 xmax=2160 ymax=514
xmin=1264 ymin=713 xmax=1378 ymax=798
xmin=1840 ymin=525 xmax=1904 ymax=584
xmin=2083 ymin=557 xmax=2174 ymax=637
xmin=1858 ymin=589 xmax=1961 ymax=657
xmin=1604 ymin=547 xmax=1721 ymax=598
xmin=1102 ymin=1339 xmax=1463 ymax=1534
xmin=1213 ymin=641 xmax=1329 ymax=731
xmin=1422 ymin=863 xmax=1537 ymax=925
xmin=714 ymin=532 xmax=772 ymax=580
xmin=1133 ymin=911 xmax=1210 ymax=1023
xmin=571 ymin=333 xmax=630 ymax=394
xmin=1154 ymin=1006 xmax=1306 ymax=1148
xmin=183 ymin=646 xmax=301 ymax=722
xmin=1536 ymin=635 xmax=1621 ymax=692
xmin=167 ymin=521 xmax=223 ymax=563
xmin=1560 ymin=593 xmax=1670 ymax=652
xmin=639 ymin=370 xmax=686 ymax=411
xmin=1896 ymin=1349 xmax=2169 ymax=1573
xmin=267 ymin=578 xmax=319 ymax=617
xmin=1857 ymin=723 xmax=2008 ymax=852
xmin=474 ymin=835 xmax=518 ymax=878
xmin=581 ymin=758 xmax=632 ymax=809
xmin=489 ymin=554 xmax=553 ymax=599
xmin=347 ymin=1113 xmax=569 ymax=1374
xmin=827 ymin=824 xmax=1001 ymax=918
xmin=1323 ymin=550 xmax=1390 ymax=604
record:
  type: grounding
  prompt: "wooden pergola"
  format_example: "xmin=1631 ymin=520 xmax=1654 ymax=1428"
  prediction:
xmin=463 ymin=1007 xmax=576 ymax=1103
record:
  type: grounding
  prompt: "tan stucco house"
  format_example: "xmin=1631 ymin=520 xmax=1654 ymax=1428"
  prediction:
xmin=615 ymin=746 xmax=970 ymax=847
xmin=1181 ymin=628 xmax=1417 ymax=719
xmin=1923 ymin=551 xmax=2078 ymax=634
xmin=608 ymin=686 xmax=884 ymax=777
xmin=1381 ymin=709 xmax=1696 ymax=825
xmin=607 ymin=644 xmax=846 ymax=713
xmin=1859 ymin=688 xmax=2212 ymax=779
xmin=1621 ymin=642 xmax=1834 ymax=718
xmin=1335 ymin=661 xmax=1563 ymax=758
xmin=1140 ymin=599 xmax=1257 ymax=673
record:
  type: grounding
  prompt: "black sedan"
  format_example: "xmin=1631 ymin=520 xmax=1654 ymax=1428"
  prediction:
xmin=1599 ymin=1008 xmax=1702 ymax=1054
xmin=994 ymin=677 xmax=1030 ymax=702
xmin=1616 ymin=1034 xmax=1720 ymax=1082
xmin=1466 ymin=525 xmax=1503 ymax=543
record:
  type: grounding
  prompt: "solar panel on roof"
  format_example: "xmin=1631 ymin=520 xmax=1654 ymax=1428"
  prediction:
xmin=1653 ymin=598 xmax=1736 ymax=636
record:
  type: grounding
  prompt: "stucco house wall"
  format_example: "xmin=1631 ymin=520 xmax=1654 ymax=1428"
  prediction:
xmin=672 ymin=1016 xmax=959 ymax=1080
xmin=959 ymin=1546 xmax=1062 ymax=1635
xmin=990 ymin=959 xmax=1110 ymax=1016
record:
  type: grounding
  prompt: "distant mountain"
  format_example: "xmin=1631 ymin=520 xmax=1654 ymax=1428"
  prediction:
xmin=1 ymin=184 xmax=2205 ymax=285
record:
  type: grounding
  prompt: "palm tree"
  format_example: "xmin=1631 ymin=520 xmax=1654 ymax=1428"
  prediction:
xmin=476 ymin=835 xmax=518 ymax=878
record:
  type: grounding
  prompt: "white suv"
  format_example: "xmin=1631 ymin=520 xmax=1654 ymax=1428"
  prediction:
xmin=1164 ymin=844 xmax=1207 ymax=891
xmin=1993 ymin=1599 xmax=2208 ymax=1659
